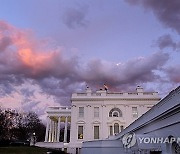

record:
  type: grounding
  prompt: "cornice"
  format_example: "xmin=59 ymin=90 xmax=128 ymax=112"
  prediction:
xmin=71 ymin=98 xmax=160 ymax=102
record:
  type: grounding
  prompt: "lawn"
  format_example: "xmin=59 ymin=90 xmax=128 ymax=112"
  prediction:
xmin=0 ymin=146 xmax=66 ymax=154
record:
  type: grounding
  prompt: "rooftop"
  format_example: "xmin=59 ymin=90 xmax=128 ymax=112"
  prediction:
xmin=71 ymin=86 xmax=160 ymax=101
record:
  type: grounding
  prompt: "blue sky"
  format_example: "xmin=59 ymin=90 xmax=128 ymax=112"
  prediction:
xmin=0 ymin=0 xmax=179 ymax=119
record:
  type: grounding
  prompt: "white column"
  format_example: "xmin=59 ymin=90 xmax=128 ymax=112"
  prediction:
xmin=54 ymin=121 xmax=57 ymax=142
xmin=45 ymin=116 xmax=50 ymax=142
xmin=57 ymin=116 xmax=61 ymax=142
xmin=49 ymin=118 xmax=52 ymax=142
xmin=64 ymin=116 xmax=68 ymax=143
xmin=52 ymin=120 xmax=55 ymax=142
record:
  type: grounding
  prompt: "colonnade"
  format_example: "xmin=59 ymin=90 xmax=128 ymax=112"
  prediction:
xmin=45 ymin=116 xmax=69 ymax=143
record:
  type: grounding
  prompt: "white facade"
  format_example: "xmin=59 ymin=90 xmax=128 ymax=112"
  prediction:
xmin=70 ymin=86 xmax=160 ymax=151
xmin=81 ymin=86 xmax=180 ymax=154
xmin=38 ymin=86 xmax=160 ymax=153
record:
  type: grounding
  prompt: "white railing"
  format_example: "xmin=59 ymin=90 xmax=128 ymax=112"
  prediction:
xmin=48 ymin=106 xmax=71 ymax=110
xmin=106 ymin=93 xmax=123 ymax=96
xmin=77 ymin=93 xmax=87 ymax=96
xmin=73 ymin=92 xmax=157 ymax=97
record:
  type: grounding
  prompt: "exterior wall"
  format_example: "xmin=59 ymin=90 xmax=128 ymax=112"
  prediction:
xmin=70 ymin=86 xmax=160 ymax=147
xmin=42 ymin=86 xmax=161 ymax=154
xmin=81 ymin=86 xmax=180 ymax=154
xmin=81 ymin=140 xmax=124 ymax=154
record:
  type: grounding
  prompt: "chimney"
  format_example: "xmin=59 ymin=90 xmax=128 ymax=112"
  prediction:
xmin=86 ymin=85 xmax=92 ymax=96
xmin=136 ymin=85 xmax=143 ymax=93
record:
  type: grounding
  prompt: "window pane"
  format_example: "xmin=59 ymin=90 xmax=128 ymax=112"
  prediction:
xmin=114 ymin=123 xmax=119 ymax=134
xmin=78 ymin=126 xmax=83 ymax=139
xmin=94 ymin=107 xmax=99 ymax=118
xmin=79 ymin=107 xmax=84 ymax=117
xmin=112 ymin=111 xmax=119 ymax=117
xmin=110 ymin=126 xmax=113 ymax=136
xmin=94 ymin=126 xmax=99 ymax=139
xmin=109 ymin=108 xmax=122 ymax=117
xmin=120 ymin=125 xmax=124 ymax=132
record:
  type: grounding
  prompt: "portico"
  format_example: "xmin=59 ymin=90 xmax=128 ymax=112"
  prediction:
xmin=44 ymin=106 xmax=71 ymax=143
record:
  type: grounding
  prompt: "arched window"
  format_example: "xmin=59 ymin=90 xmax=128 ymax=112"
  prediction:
xmin=114 ymin=123 xmax=119 ymax=134
xmin=112 ymin=111 xmax=119 ymax=117
xmin=109 ymin=108 xmax=122 ymax=117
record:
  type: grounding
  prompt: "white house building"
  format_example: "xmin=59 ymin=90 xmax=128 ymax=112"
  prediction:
xmin=81 ymin=86 xmax=180 ymax=154
xmin=37 ymin=86 xmax=160 ymax=154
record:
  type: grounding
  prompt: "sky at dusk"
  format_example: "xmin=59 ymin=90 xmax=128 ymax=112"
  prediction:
xmin=0 ymin=0 xmax=179 ymax=120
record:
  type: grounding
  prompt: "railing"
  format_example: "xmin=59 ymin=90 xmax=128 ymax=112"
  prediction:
xmin=74 ymin=92 xmax=157 ymax=97
xmin=48 ymin=106 xmax=71 ymax=110
xmin=91 ymin=93 xmax=101 ymax=96
xmin=106 ymin=93 xmax=123 ymax=96
xmin=143 ymin=92 xmax=155 ymax=95
xmin=77 ymin=93 xmax=87 ymax=96
xmin=128 ymin=92 xmax=138 ymax=95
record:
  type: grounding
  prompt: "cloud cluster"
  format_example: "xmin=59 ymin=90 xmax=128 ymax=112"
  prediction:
xmin=155 ymin=34 xmax=180 ymax=52
xmin=125 ymin=0 xmax=180 ymax=34
xmin=62 ymin=6 xmax=89 ymax=29
xmin=0 ymin=20 xmax=79 ymax=95
xmin=81 ymin=52 xmax=169 ymax=86
xmin=0 ymin=20 xmax=179 ymax=117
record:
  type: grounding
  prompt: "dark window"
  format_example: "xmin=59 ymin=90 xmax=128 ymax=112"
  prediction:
xmin=114 ymin=123 xmax=119 ymax=134
xmin=94 ymin=126 xmax=99 ymax=139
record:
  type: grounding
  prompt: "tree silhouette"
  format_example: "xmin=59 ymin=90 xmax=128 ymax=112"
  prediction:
xmin=0 ymin=108 xmax=45 ymax=144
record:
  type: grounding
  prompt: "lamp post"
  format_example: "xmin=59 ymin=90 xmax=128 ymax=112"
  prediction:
xmin=31 ymin=132 xmax=36 ymax=146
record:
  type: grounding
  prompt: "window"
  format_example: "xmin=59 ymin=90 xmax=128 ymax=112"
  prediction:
xmin=109 ymin=108 xmax=122 ymax=117
xmin=110 ymin=126 xmax=113 ymax=136
xmin=94 ymin=107 xmax=99 ymax=118
xmin=78 ymin=126 xmax=83 ymax=139
xmin=132 ymin=107 xmax=138 ymax=118
xmin=120 ymin=125 xmax=124 ymax=132
xmin=114 ymin=123 xmax=119 ymax=134
xmin=79 ymin=107 xmax=84 ymax=117
xmin=112 ymin=111 xmax=119 ymax=117
xmin=94 ymin=126 xmax=99 ymax=139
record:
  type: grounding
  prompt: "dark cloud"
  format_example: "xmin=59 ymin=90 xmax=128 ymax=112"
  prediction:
xmin=62 ymin=6 xmax=89 ymax=29
xmin=80 ymin=52 xmax=169 ymax=87
xmin=155 ymin=34 xmax=180 ymax=51
xmin=125 ymin=0 xmax=180 ymax=34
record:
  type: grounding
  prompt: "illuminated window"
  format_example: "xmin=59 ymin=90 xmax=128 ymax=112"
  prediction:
xmin=78 ymin=126 xmax=83 ymax=139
